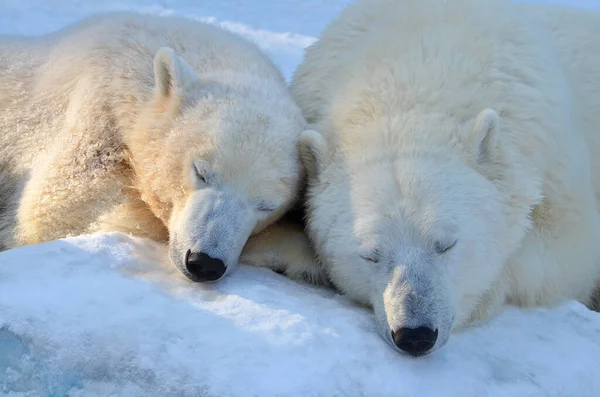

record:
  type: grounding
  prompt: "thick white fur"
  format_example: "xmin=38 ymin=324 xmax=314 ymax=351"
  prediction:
xmin=239 ymin=209 xmax=330 ymax=286
xmin=0 ymin=12 xmax=318 ymax=281
xmin=291 ymin=0 xmax=600 ymax=355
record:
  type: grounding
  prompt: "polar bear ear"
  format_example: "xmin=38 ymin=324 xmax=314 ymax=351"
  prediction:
xmin=298 ymin=129 xmax=328 ymax=177
xmin=471 ymin=108 xmax=500 ymax=164
xmin=153 ymin=47 xmax=200 ymax=100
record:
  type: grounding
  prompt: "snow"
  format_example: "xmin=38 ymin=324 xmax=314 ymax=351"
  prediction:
xmin=2 ymin=233 xmax=600 ymax=396
xmin=1 ymin=0 xmax=600 ymax=396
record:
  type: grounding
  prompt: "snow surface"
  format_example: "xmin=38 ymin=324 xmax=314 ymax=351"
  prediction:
xmin=2 ymin=233 xmax=600 ymax=397
xmin=1 ymin=0 xmax=600 ymax=396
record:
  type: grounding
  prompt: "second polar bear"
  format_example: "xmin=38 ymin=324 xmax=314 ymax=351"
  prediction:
xmin=291 ymin=0 xmax=600 ymax=356
xmin=0 ymin=12 xmax=317 ymax=282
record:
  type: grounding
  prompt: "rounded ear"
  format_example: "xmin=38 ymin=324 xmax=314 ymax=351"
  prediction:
xmin=471 ymin=108 xmax=500 ymax=164
xmin=153 ymin=47 xmax=200 ymax=100
xmin=298 ymin=129 xmax=328 ymax=178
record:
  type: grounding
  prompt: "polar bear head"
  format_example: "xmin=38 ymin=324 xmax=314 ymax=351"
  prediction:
xmin=300 ymin=110 xmax=521 ymax=356
xmin=129 ymin=47 xmax=310 ymax=283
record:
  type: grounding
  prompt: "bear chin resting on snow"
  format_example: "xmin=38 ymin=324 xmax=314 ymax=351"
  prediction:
xmin=0 ymin=12 xmax=323 ymax=284
xmin=290 ymin=0 xmax=600 ymax=356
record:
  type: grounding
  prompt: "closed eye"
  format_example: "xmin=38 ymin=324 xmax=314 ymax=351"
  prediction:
xmin=192 ymin=160 xmax=211 ymax=186
xmin=196 ymin=171 xmax=207 ymax=184
xmin=435 ymin=240 xmax=457 ymax=255
xmin=360 ymin=248 xmax=381 ymax=263
xmin=256 ymin=200 xmax=277 ymax=212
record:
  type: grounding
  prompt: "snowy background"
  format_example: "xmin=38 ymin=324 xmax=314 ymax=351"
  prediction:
xmin=1 ymin=0 xmax=600 ymax=396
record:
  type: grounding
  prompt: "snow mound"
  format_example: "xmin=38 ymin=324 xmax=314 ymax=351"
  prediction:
xmin=1 ymin=233 xmax=599 ymax=397
xmin=0 ymin=0 xmax=323 ymax=81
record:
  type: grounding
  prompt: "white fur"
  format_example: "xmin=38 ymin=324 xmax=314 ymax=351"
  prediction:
xmin=0 ymin=12 xmax=312 ymax=281
xmin=240 ymin=212 xmax=330 ymax=286
xmin=291 ymin=0 xmax=600 ymax=355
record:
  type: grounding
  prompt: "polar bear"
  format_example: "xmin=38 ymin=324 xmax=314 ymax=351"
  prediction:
xmin=0 ymin=12 xmax=317 ymax=283
xmin=290 ymin=0 xmax=600 ymax=356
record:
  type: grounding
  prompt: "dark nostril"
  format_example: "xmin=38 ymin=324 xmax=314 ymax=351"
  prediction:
xmin=391 ymin=326 xmax=438 ymax=357
xmin=185 ymin=250 xmax=227 ymax=282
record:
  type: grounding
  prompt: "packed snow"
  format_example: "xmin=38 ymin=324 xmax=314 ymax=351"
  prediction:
xmin=2 ymin=233 xmax=600 ymax=396
xmin=1 ymin=0 xmax=600 ymax=396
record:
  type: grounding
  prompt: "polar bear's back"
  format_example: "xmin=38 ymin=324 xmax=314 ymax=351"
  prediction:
xmin=2 ymin=12 xmax=283 ymax=100
xmin=292 ymin=0 xmax=598 ymax=174
xmin=292 ymin=0 xmax=561 ymax=147
xmin=0 ymin=12 xmax=285 ymax=167
xmin=523 ymin=4 xmax=600 ymax=197
xmin=292 ymin=0 xmax=542 ymax=125
xmin=52 ymin=13 xmax=281 ymax=79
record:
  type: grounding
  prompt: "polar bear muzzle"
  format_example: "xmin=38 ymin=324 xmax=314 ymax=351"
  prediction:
xmin=168 ymin=189 xmax=258 ymax=283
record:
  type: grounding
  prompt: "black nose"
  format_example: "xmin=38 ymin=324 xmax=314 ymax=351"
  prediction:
xmin=185 ymin=250 xmax=227 ymax=282
xmin=391 ymin=326 xmax=438 ymax=357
